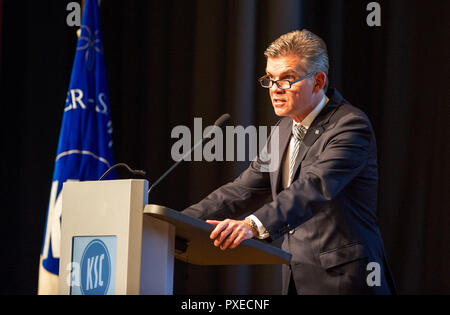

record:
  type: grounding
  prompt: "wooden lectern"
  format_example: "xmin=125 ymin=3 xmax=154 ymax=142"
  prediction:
xmin=58 ymin=179 xmax=291 ymax=295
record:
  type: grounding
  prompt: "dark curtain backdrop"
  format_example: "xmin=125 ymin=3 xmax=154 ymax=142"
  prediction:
xmin=0 ymin=0 xmax=448 ymax=294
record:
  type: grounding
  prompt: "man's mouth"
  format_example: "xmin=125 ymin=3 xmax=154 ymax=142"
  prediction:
xmin=273 ymin=99 xmax=286 ymax=106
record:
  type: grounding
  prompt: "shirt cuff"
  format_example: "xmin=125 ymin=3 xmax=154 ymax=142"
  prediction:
xmin=246 ymin=215 xmax=270 ymax=239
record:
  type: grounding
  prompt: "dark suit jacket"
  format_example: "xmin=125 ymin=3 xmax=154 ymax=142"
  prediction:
xmin=183 ymin=88 xmax=396 ymax=295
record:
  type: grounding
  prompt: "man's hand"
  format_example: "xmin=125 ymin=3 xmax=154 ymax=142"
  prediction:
xmin=206 ymin=219 xmax=257 ymax=250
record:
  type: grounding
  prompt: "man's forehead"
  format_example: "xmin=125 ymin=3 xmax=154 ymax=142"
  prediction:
xmin=265 ymin=55 xmax=303 ymax=75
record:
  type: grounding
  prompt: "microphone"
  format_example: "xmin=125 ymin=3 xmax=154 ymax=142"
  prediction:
xmin=98 ymin=162 xmax=146 ymax=181
xmin=147 ymin=113 xmax=231 ymax=195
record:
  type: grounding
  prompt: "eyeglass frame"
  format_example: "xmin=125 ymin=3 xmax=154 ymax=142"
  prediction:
xmin=258 ymin=72 xmax=316 ymax=90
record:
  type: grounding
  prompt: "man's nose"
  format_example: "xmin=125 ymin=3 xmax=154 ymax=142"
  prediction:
xmin=271 ymin=83 xmax=285 ymax=93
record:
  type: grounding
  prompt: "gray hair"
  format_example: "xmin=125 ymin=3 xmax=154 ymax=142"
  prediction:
xmin=264 ymin=29 xmax=329 ymax=91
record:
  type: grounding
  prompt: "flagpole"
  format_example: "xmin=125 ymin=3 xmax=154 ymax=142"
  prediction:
xmin=76 ymin=0 xmax=85 ymax=38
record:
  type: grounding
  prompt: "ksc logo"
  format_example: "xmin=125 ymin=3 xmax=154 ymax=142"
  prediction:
xmin=80 ymin=239 xmax=111 ymax=295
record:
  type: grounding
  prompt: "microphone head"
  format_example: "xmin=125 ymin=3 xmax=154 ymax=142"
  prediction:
xmin=214 ymin=113 xmax=231 ymax=127
xmin=133 ymin=170 xmax=147 ymax=176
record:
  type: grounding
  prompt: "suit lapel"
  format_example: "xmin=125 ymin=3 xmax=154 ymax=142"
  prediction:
xmin=289 ymin=123 xmax=325 ymax=181
xmin=270 ymin=118 xmax=292 ymax=194
xmin=289 ymin=91 xmax=342 ymax=184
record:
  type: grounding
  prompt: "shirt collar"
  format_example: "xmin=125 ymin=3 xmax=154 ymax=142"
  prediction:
xmin=293 ymin=96 xmax=328 ymax=130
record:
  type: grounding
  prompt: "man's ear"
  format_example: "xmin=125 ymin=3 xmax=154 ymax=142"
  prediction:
xmin=313 ymin=72 xmax=327 ymax=93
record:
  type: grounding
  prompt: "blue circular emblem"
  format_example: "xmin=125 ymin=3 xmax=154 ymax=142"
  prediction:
xmin=80 ymin=239 xmax=111 ymax=295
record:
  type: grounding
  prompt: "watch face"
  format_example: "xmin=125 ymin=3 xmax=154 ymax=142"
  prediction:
xmin=245 ymin=218 xmax=256 ymax=232
xmin=250 ymin=220 xmax=258 ymax=234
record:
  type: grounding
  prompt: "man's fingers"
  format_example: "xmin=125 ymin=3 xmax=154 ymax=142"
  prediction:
xmin=219 ymin=228 xmax=240 ymax=250
xmin=209 ymin=220 xmax=229 ymax=240
xmin=229 ymin=235 xmax=243 ymax=249
xmin=208 ymin=219 xmax=254 ymax=250
xmin=229 ymin=233 xmax=250 ymax=249
xmin=214 ymin=226 xmax=234 ymax=247
xmin=221 ymin=221 xmax=255 ymax=250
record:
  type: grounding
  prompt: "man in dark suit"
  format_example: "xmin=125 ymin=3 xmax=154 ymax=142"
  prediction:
xmin=183 ymin=30 xmax=395 ymax=295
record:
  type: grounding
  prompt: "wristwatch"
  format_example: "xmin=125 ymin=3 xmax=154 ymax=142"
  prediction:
xmin=245 ymin=217 xmax=270 ymax=240
xmin=245 ymin=218 xmax=259 ymax=236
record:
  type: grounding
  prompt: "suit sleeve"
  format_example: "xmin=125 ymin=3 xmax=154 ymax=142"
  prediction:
xmin=252 ymin=110 xmax=375 ymax=241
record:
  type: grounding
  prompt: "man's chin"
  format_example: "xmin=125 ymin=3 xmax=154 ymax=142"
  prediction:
xmin=273 ymin=107 xmax=289 ymax=118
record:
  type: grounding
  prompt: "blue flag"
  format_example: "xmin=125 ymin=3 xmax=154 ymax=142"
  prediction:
xmin=38 ymin=0 xmax=115 ymax=294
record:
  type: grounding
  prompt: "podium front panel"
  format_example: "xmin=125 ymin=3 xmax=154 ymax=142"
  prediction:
xmin=59 ymin=180 xmax=148 ymax=295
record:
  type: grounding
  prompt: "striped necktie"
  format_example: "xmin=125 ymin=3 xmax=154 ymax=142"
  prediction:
xmin=289 ymin=124 xmax=307 ymax=184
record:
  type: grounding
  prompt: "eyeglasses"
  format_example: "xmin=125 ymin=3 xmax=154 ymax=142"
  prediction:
xmin=259 ymin=72 xmax=315 ymax=89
